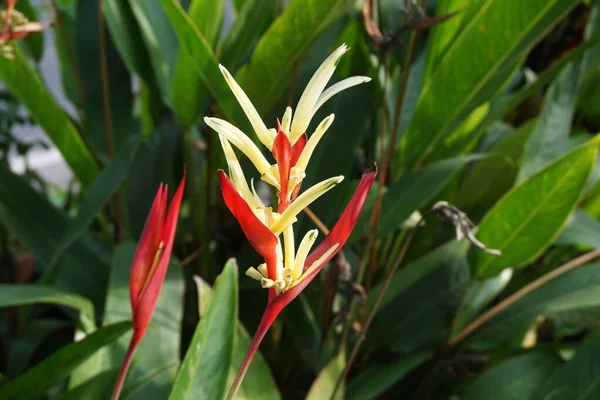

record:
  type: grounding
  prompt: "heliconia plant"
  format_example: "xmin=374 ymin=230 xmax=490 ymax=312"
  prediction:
xmin=204 ymin=44 xmax=376 ymax=399
xmin=111 ymin=174 xmax=185 ymax=400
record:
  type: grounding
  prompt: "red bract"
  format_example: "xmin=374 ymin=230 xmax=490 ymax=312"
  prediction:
xmin=218 ymin=170 xmax=277 ymax=259
xmin=111 ymin=174 xmax=185 ymax=400
xmin=226 ymin=167 xmax=376 ymax=399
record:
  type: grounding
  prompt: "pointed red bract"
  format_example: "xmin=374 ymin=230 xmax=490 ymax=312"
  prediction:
xmin=115 ymin=173 xmax=185 ymax=400
xmin=218 ymin=170 xmax=278 ymax=267
xmin=281 ymin=167 xmax=377 ymax=304
xmin=129 ymin=173 xmax=185 ymax=340
xmin=272 ymin=129 xmax=292 ymax=211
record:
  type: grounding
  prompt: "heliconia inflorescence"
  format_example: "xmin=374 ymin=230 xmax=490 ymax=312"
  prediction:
xmin=204 ymin=44 xmax=376 ymax=399
xmin=111 ymin=174 xmax=185 ymax=400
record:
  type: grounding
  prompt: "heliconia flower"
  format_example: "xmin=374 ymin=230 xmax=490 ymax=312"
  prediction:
xmin=204 ymin=44 xmax=376 ymax=399
xmin=0 ymin=0 xmax=48 ymax=45
xmin=111 ymin=174 xmax=185 ymax=400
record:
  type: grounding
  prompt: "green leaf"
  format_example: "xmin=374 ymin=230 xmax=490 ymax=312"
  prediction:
xmin=45 ymin=138 xmax=139 ymax=281
xmin=0 ymin=48 xmax=98 ymax=187
xmin=235 ymin=0 xmax=353 ymax=114
xmin=461 ymin=352 xmax=560 ymax=400
xmin=219 ymin=0 xmax=277 ymax=69
xmin=533 ymin=333 xmax=600 ymax=399
xmin=368 ymin=241 xmax=470 ymax=351
xmin=75 ymin=0 xmax=135 ymax=155
xmin=195 ymin=276 xmax=281 ymax=400
xmin=347 ymin=350 xmax=432 ymax=400
xmin=55 ymin=367 xmax=119 ymax=400
xmin=0 ymin=165 xmax=110 ymax=308
xmin=104 ymin=0 xmax=156 ymax=88
xmin=469 ymin=262 xmax=600 ymax=349
xmin=160 ymin=0 xmax=247 ymax=128
xmin=369 ymin=240 xmax=470 ymax=310
xmin=475 ymin=138 xmax=599 ymax=278
xmin=169 ymin=259 xmax=238 ymax=400
xmin=401 ymin=0 xmax=578 ymax=169
xmin=378 ymin=155 xmax=484 ymax=238
xmin=171 ymin=0 xmax=224 ymax=129
xmin=306 ymin=351 xmax=345 ymax=400
xmin=0 ymin=321 xmax=131 ymax=400
xmin=458 ymin=119 xmax=535 ymax=211
xmin=451 ymin=269 xmax=513 ymax=334
xmin=556 ymin=209 xmax=600 ymax=249
xmin=517 ymin=61 xmax=581 ymax=182
xmin=424 ymin=0 xmax=485 ymax=81
xmin=7 ymin=320 xmax=72 ymax=377
xmin=71 ymin=241 xmax=184 ymax=396
xmin=0 ymin=285 xmax=95 ymax=332
xmin=128 ymin=0 xmax=178 ymax=104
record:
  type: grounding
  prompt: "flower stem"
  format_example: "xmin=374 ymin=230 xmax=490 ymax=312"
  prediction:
xmin=111 ymin=335 xmax=139 ymax=400
xmin=226 ymin=304 xmax=281 ymax=400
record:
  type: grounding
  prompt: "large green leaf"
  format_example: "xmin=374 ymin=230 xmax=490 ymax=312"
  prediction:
xmin=104 ymin=0 xmax=156 ymax=87
xmin=424 ymin=0 xmax=486 ymax=81
xmin=45 ymin=138 xmax=139 ymax=281
xmin=0 ymin=49 xmax=98 ymax=187
xmin=195 ymin=276 xmax=281 ymax=400
xmin=306 ymin=351 xmax=345 ymax=400
xmin=368 ymin=241 xmax=470 ymax=352
xmin=71 ymin=242 xmax=184 ymax=396
xmin=7 ymin=320 xmax=72 ymax=377
xmin=75 ymin=0 xmax=134 ymax=156
xmin=235 ymin=0 xmax=353 ymax=114
xmin=556 ymin=209 xmax=600 ymax=249
xmin=56 ymin=367 xmax=119 ymax=400
xmin=0 ymin=321 xmax=131 ymax=400
xmin=377 ymin=155 xmax=484 ymax=238
xmin=400 ymin=0 xmax=578 ymax=169
xmin=533 ymin=333 xmax=600 ymax=399
xmin=0 ymin=285 xmax=95 ymax=332
xmin=458 ymin=119 xmax=535 ymax=211
xmin=171 ymin=0 xmax=224 ymax=129
xmin=169 ymin=259 xmax=238 ymax=400
xmin=461 ymin=352 xmax=560 ymax=400
xmin=160 ymin=0 xmax=247 ymax=128
xmin=0 ymin=166 xmax=110 ymax=308
xmin=218 ymin=0 xmax=277 ymax=69
xmin=517 ymin=61 xmax=581 ymax=182
xmin=347 ymin=350 xmax=432 ymax=400
xmin=128 ymin=0 xmax=178 ymax=104
xmin=451 ymin=268 xmax=514 ymax=335
xmin=469 ymin=262 xmax=600 ymax=349
xmin=475 ymin=138 xmax=599 ymax=277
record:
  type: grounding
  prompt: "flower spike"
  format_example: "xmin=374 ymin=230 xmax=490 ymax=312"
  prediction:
xmin=205 ymin=45 xmax=373 ymax=400
xmin=112 ymin=173 xmax=186 ymax=400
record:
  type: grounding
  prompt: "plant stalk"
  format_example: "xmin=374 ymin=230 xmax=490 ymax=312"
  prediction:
xmin=111 ymin=334 xmax=140 ymax=400
xmin=226 ymin=304 xmax=281 ymax=400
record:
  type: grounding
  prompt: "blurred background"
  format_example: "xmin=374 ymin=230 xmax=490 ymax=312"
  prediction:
xmin=1 ymin=0 xmax=600 ymax=399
